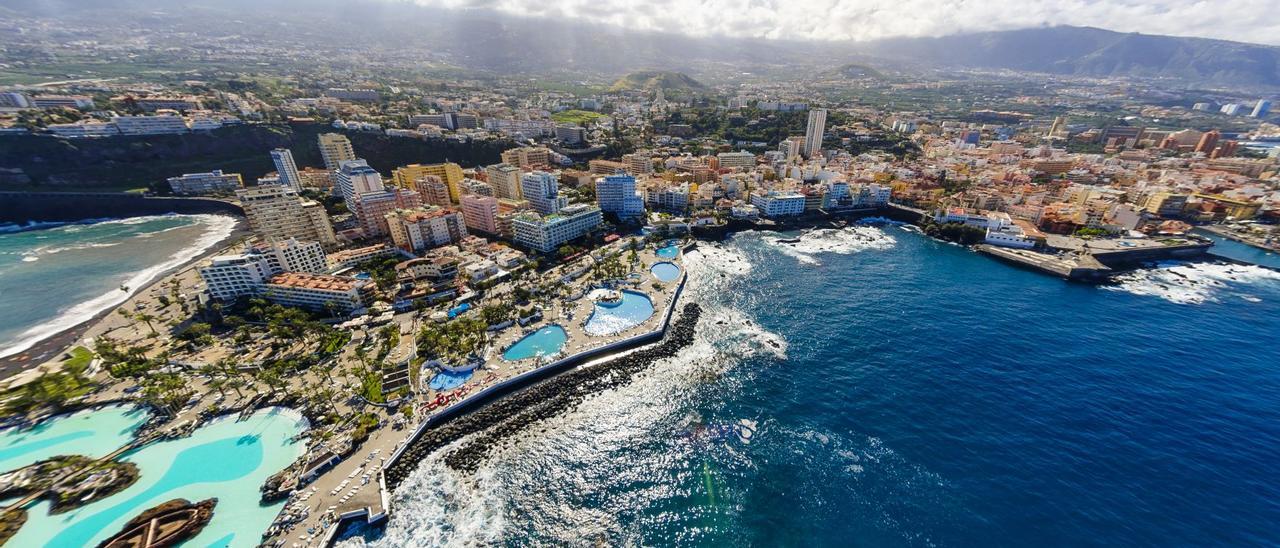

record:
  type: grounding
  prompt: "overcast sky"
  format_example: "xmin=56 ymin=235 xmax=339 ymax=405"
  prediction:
xmin=408 ymin=0 xmax=1280 ymax=45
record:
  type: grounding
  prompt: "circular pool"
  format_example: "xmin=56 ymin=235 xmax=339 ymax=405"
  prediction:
xmin=650 ymin=262 xmax=681 ymax=282
xmin=584 ymin=290 xmax=655 ymax=336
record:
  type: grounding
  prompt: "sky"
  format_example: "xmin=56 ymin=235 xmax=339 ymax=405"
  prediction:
xmin=407 ymin=0 xmax=1280 ymax=45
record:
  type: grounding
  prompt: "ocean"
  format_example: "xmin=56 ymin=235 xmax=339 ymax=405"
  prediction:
xmin=352 ymin=225 xmax=1280 ymax=546
xmin=0 ymin=214 xmax=237 ymax=359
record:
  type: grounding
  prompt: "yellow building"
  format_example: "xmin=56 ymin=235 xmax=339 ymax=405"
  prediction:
xmin=1194 ymin=194 xmax=1261 ymax=220
xmin=392 ymin=163 xmax=464 ymax=203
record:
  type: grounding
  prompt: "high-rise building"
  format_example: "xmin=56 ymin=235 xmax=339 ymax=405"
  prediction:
xmin=595 ymin=175 xmax=646 ymax=220
xmin=414 ymin=175 xmax=452 ymax=207
xmin=485 ymin=163 xmax=523 ymax=200
xmin=384 ymin=207 xmax=469 ymax=253
xmin=392 ymin=163 xmax=464 ymax=204
xmin=716 ymin=151 xmax=756 ymax=170
xmin=521 ymin=171 xmax=569 ymax=216
xmin=803 ymin=108 xmax=827 ymax=158
xmin=460 ymin=194 xmax=501 ymax=235
xmin=269 ymin=148 xmax=302 ymax=192
xmin=778 ymin=138 xmax=802 ymax=160
xmin=335 ymin=159 xmax=385 ymax=212
xmin=622 ymin=153 xmax=654 ymax=175
xmin=317 ymin=133 xmax=356 ymax=171
xmin=353 ymin=188 xmax=423 ymax=238
xmin=1195 ymin=130 xmax=1221 ymax=154
xmin=236 ymin=185 xmax=337 ymax=247
xmin=1251 ymin=99 xmax=1272 ymax=118
xmin=512 ymin=204 xmax=603 ymax=253
xmin=1046 ymin=116 xmax=1068 ymax=139
xmin=501 ymin=147 xmax=551 ymax=169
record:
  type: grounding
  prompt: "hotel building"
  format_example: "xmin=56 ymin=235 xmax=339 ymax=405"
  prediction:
xmin=512 ymin=204 xmax=603 ymax=253
xmin=460 ymin=194 xmax=501 ymax=235
xmin=236 ymin=185 xmax=337 ymax=247
xmin=385 ymin=207 xmax=469 ymax=253
xmin=521 ymin=171 xmax=568 ymax=216
xmin=167 ymin=170 xmax=243 ymax=195
xmin=594 ymin=175 xmax=646 ymax=219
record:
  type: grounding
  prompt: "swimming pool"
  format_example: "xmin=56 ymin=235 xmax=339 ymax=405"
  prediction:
xmin=656 ymin=244 xmax=680 ymax=259
xmin=447 ymin=302 xmax=472 ymax=318
xmin=503 ymin=325 xmax=568 ymax=361
xmin=584 ymin=290 xmax=655 ymax=336
xmin=651 ymin=262 xmax=681 ymax=282
xmin=428 ymin=369 xmax=473 ymax=391
xmin=0 ymin=404 xmax=148 ymax=475
xmin=7 ymin=407 xmax=307 ymax=547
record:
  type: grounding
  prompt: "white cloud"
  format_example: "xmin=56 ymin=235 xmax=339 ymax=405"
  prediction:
xmin=408 ymin=0 xmax=1280 ymax=45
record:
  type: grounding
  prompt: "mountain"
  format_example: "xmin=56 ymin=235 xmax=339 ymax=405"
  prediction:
xmin=859 ymin=26 xmax=1280 ymax=87
xmin=835 ymin=63 xmax=886 ymax=80
xmin=609 ymin=71 xmax=706 ymax=92
xmin=7 ymin=1 xmax=1280 ymax=88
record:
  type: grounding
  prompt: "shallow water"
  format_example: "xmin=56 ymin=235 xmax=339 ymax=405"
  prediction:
xmin=9 ymin=407 xmax=307 ymax=547
xmin=0 ymin=404 xmax=147 ymax=474
xmin=0 ymin=214 xmax=238 ymax=359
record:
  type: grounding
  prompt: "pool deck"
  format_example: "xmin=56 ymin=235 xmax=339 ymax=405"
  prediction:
xmin=277 ymin=240 xmax=692 ymax=547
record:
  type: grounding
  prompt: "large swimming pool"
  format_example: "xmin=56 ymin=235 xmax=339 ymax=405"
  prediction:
xmin=650 ymin=262 xmax=681 ymax=282
xmin=427 ymin=369 xmax=473 ymax=391
xmin=656 ymin=244 xmax=680 ymax=259
xmin=7 ymin=407 xmax=307 ymax=547
xmin=503 ymin=325 xmax=568 ymax=361
xmin=584 ymin=290 xmax=655 ymax=336
xmin=0 ymin=404 xmax=148 ymax=474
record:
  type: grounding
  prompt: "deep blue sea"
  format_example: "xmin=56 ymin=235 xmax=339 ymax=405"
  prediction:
xmin=358 ymin=225 xmax=1280 ymax=547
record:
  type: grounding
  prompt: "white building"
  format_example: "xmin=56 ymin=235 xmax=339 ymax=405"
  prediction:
xmin=750 ymin=192 xmax=806 ymax=217
xmin=520 ymin=170 xmax=568 ymax=216
xmin=46 ymin=121 xmax=121 ymax=138
xmin=512 ymin=204 xmax=603 ymax=253
xmin=263 ymin=273 xmax=373 ymax=313
xmin=336 ymin=159 xmax=385 ymax=212
xmin=385 ymin=207 xmax=469 ymax=253
xmin=716 ymin=151 xmax=756 ymax=170
xmin=112 ymin=114 xmax=189 ymax=135
xmin=270 ymin=148 xmax=302 ymax=192
xmin=167 ymin=170 xmax=242 ymax=195
xmin=803 ymin=108 xmax=827 ymax=158
xmin=236 ymin=185 xmax=337 ymax=247
xmin=594 ymin=175 xmax=646 ymax=219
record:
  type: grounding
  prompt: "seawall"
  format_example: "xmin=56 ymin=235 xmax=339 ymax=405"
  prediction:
xmin=0 ymin=192 xmax=243 ymax=223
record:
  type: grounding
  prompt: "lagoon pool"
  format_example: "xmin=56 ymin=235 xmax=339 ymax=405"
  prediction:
xmin=651 ymin=262 xmax=681 ymax=282
xmin=656 ymin=245 xmax=680 ymax=259
xmin=7 ymin=407 xmax=307 ymax=548
xmin=0 ymin=404 xmax=148 ymax=474
xmin=428 ymin=369 xmax=473 ymax=391
xmin=503 ymin=325 xmax=568 ymax=361
xmin=584 ymin=290 xmax=655 ymax=336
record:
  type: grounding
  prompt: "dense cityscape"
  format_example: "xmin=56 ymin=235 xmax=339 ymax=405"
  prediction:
xmin=1 ymin=1 xmax=1278 ymax=546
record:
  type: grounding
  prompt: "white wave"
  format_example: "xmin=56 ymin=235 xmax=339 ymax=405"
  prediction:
xmin=683 ymin=243 xmax=753 ymax=276
xmin=763 ymin=227 xmax=896 ymax=265
xmin=0 ymin=214 xmax=239 ymax=359
xmin=35 ymin=242 xmax=123 ymax=255
xmin=1104 ymin=261 xmax=1280 ymax=305
xmin=21 ymin=256 xmax=38 ymax=263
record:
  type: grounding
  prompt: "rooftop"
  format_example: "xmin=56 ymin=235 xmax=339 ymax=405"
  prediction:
xmin=268 ymin=272 xmax=364 ymax=291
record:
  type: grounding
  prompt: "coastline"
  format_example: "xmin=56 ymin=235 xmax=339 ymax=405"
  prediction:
xmin=0 ymin=214 xmax=247 ymax=384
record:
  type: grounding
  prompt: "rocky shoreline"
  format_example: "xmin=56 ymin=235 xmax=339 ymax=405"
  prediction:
xmin=384 ymin=302 xmax=702 ymax=487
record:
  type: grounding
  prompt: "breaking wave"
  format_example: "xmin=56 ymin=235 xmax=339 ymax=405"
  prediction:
xmin=1104 ymin=261 xmax=1280 ymax=305
xmin=762 ymin=227 xmax=896 ymax=265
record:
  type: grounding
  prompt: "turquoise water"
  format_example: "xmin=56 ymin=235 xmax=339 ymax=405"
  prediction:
xmin=503 ymin=325 xmax=568 ymax=361
xmin=0 ymin=404 xmax=147 ymax=474
xmin=656 ymin=245 xmax=680 ymax=259
xmin=429 ymin=369 xmax=473 ymax=391
xmin=8 ymin=407 xmax=307 ymax=548
xmin=1197 ymin=229 xmax=1280 ymax=269
xmin=447 ymin=303 xmax=472 ymax=318
xmin=0 ymin=215 xmax=238 ymax=360
xmin=650 ymin=262 xmax=681 ymax=282
xmin=584 ymin=290 xmax=655 ymax=336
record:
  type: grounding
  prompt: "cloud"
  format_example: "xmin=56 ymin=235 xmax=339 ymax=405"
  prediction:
xmin=406 ymin=0 xmax=1280 ymax=45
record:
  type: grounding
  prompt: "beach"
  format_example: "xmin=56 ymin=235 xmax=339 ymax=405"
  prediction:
xmin=0 ymin=214 xmax=246 ymax=384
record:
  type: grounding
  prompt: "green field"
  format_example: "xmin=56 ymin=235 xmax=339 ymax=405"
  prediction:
xmin=551 ymin=110 xmax=606 ymax=125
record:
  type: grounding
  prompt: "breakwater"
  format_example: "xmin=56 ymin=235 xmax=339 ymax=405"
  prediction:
xmin=0 ymin=192 xmax=242 ymax=223
xmin=382 ymin=302 xmax=702 ymax=488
